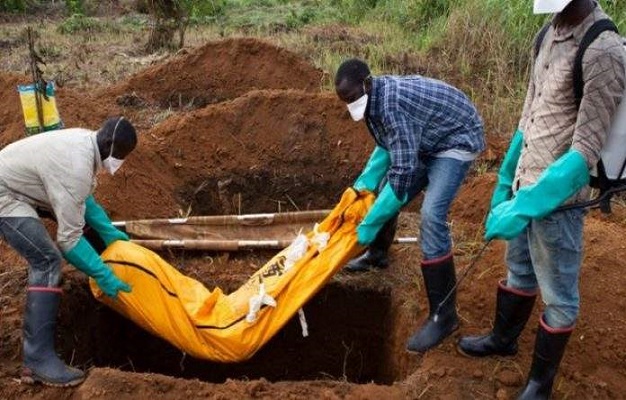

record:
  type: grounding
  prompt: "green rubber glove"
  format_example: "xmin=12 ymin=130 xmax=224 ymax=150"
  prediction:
xmin=485 ymin=149 xmax=589 ymax=241
xmin=85 ymin=195 xmax=129 ymax=247
xmin=354 ymin=146 xmax=391 ymax=192
xmin=491 ymin=129 xmax=524 ymax=210
xmin=64 ymin=236 xmax=131 ymax=298
xmin=357 ymin=183 xmax=406 ymax=245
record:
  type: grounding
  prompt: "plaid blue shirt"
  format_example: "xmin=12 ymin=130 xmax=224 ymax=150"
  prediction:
xmin=365 ymin=76 xmax=485 ymax=199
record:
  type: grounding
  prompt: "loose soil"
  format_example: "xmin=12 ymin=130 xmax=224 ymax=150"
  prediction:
xmin=1 ymin=37 xmax=625 ymax=400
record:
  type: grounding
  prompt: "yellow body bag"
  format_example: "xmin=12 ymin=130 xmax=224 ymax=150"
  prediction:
xmin=17 ymin=81 xmax=63 ymax=135
xmin=91 ymin=189 xmax=374 ymax=362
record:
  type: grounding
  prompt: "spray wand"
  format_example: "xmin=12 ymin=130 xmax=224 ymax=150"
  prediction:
xmin=432 ymin=239 xmax=492 ymax=323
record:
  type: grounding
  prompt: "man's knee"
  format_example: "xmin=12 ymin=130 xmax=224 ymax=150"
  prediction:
xmin=419 ymin=208 xmax=452 ymax=259
xmin=419 ymin=206 xmax=447 ymax=231
xmin=30 ymin=247 xmax=62 ymax=287
xmin=544 ymin=305 xmax=578 ymax=329
xmin=506 ymin=271 xmax=539 ymax=293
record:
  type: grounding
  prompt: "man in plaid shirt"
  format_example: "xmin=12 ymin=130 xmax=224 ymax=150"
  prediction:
xmin=335 ymin=58 xmax=485 ymax=353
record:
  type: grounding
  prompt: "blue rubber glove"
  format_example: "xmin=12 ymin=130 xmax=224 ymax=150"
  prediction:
xmin=85 ymin=195 xmax=129 ymax=247
xmin=353 ymin=146 xmax=391 ymax=192
xmin=64 ymin=236 xmax=131 ymax=298
xmin=485 ymin=149 xmax=589 ymax=240
xmin=491 ymin=129 xmax=523 ymax=210
xmin=357 ymin=183 xmax=406 ymax=245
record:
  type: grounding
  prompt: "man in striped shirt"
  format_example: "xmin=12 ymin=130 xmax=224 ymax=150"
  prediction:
xmin=335 ymin=58 xmax=485 ymax=353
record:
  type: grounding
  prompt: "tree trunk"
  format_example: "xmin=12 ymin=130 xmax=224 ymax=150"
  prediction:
xmin=145 ymin=0 xmax=188 ymax=53
xmin=146 ymin=17 xmax=177 ymax=52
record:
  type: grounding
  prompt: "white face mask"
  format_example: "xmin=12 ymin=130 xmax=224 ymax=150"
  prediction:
xmin=533 ymin=0 xmax=572 ymax=14
xmin=347 ymin=93 xmax=368 ymax=121
xmin=103 ymin=156 xmax=124 ymax=175
xmin=102 ymin=117 xmax=125 ymax=175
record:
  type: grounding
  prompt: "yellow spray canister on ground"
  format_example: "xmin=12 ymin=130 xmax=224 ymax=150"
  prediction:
xmin=17 ymin=81 xmax=63 ymax=135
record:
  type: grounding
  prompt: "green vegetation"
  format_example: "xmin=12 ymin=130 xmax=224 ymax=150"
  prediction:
xmin=58 ymin=13 xmax=116 ymax=35
xmin=65 ymin=0 xmax=84 ymax=15
xmin=0 ymin=0 xmax=27 ymax=12
xmin=3 ymin=0 xmax=624 ymax=133
xmin=207 ymin=0 xmax=623 ymax=81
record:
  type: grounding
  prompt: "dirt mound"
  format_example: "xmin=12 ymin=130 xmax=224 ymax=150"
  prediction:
xmin=0 ymin=38 xmax=336 ymax=220
xmin=100 ymin=89 xmax=370 ymax=219
xmin=108 ymin=38 xmax=324 ymax=109
xmin=0 ymin=73 xmax=32 ymax=147
xmin=451 ymin=173 xmax=495 ymax=226
xmin=85 ymin=88 xmax=376 ymax=220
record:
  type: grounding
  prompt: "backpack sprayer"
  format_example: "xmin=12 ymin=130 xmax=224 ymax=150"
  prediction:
xmin=17 ymin=27 xmax=63 ymax=136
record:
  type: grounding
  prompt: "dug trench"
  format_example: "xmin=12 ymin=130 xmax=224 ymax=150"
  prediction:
xmin=55 ymin=275 xmax=403 ymax=385
xmin=52 ymin=164 xmax=425 ymax=386
xmin=179 ymin=169 xmax=350 ymax=215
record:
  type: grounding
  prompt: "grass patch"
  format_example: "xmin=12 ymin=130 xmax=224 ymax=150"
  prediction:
xmin=58 ymin=14 xmax=119 ymax=35
xmin=209 ymin=0 xmax=339 ymax=34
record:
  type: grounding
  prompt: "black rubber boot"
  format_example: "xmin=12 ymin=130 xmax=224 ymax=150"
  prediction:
xmin=518 ymin=316 xmax=573 ymax=400
xmin=406 ymin=254 xmax=458 ymax=353
xmin=345 ymin=215 xmax=397 ymax=272
xmin=458 ymin=280 xmax=537 ymax=357
xmin=21 ymin=288 xmax=85 ymax=387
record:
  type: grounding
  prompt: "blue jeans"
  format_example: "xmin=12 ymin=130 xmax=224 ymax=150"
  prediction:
xmin=505 ymin=208 xmax=585 ymax=328
xmin=0 ymin=217 xmax=62 ymax=287
xmin=407 ymin=156 xmax=472 ymax=260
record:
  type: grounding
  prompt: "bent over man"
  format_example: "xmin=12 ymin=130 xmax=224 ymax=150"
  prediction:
xmin=335 ymin=59 xmax=485 ymax=353
xmin=0 ymin=117 xmax=138 ymax=386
